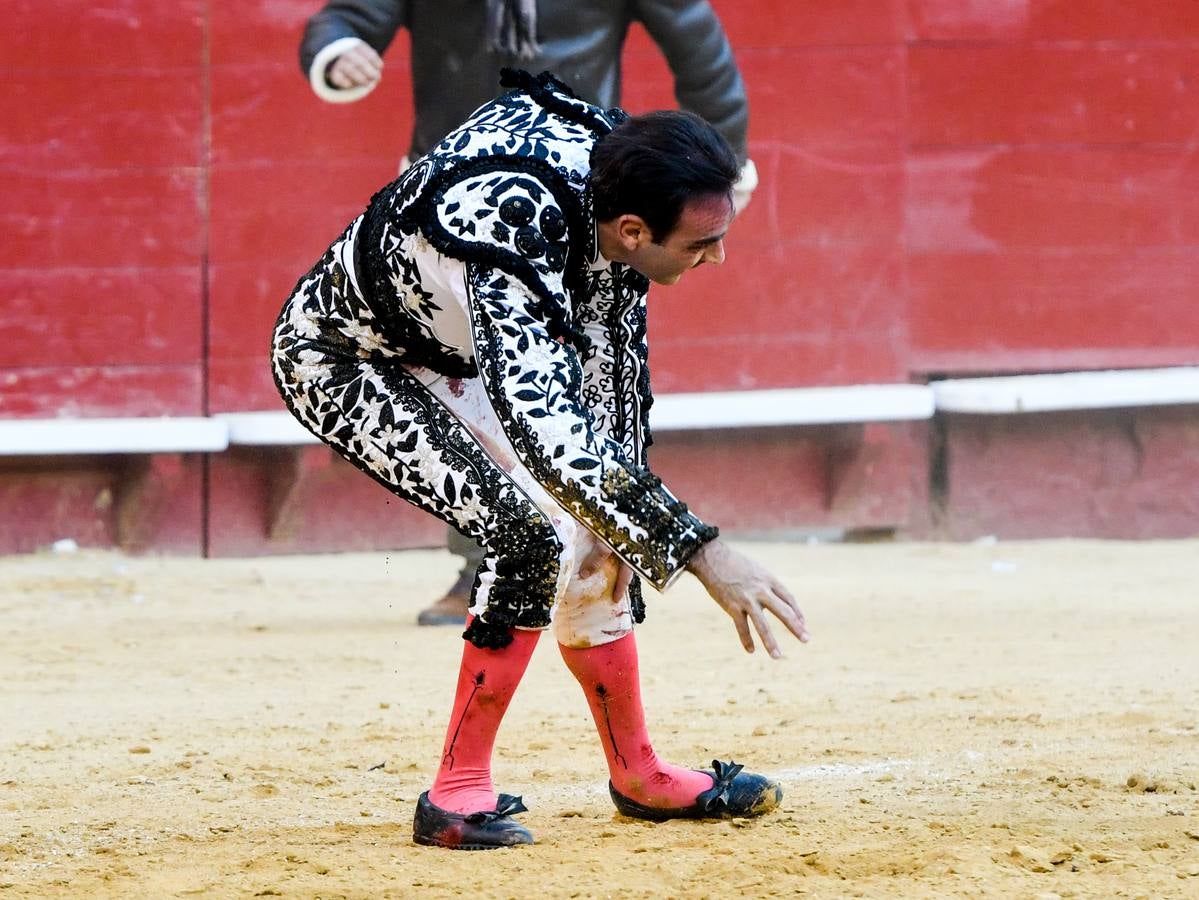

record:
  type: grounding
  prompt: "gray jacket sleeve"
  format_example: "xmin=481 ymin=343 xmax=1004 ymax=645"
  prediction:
xmin=634 ymin=0 xmax=749 ymax=163
xmin=299 ymin=0 xmax=410 ymax=75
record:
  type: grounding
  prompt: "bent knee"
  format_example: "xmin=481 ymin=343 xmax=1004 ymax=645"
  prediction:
xmin=562 ymin=552 xmax=621 ymax=607
xmin=553 ymin=538 xmax=632 ymax=648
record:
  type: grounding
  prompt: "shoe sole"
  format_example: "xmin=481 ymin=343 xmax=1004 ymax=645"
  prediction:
xmin=413 ymin=834 xmax=532 ymax=850
xmin=612 ymin=781 xmax=783 ymax=821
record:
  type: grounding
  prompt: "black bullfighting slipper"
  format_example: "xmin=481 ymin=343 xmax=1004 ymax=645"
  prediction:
xmin=412 ymin=791 xmax=534 ymax=850
xmin=609 ymin=759 xmax=782 ymax=822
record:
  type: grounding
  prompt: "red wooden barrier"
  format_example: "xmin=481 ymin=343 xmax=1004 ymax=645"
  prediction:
xmin=3 ymin=1 xmax=1198 ymax=553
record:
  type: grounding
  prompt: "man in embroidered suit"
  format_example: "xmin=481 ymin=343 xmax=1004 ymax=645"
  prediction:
xmin=272 ymin=70 xmax=808 ymax=850
xmin=299 ymin=0 xmax=760 ymax=626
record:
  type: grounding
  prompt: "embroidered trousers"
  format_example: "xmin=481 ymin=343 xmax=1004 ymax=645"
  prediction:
xmin=271 ymin=223 xmax=631 ymax=649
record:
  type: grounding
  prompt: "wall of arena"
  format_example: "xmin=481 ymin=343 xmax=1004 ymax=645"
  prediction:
xmin=3 ymin=0 xmax=1198 ymax=554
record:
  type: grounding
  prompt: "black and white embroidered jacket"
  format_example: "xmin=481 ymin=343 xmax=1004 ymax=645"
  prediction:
xmin=354 ymin=70 xmax=718 ymax=591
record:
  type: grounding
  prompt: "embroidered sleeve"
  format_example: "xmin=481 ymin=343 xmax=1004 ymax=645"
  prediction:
xmin=575 ymin=265 xmax=657 ymax=621
xmin=576 ymin=265 xmax=653 ymax=464
xmin=465 ymin=262 xmax=716 ymax=590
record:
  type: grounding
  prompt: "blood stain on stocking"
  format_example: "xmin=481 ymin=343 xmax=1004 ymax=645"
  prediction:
xmin=595 ymin=683 xmax=627 ymax=769
xmin=443 ymin=670 xmax=486 ymax=770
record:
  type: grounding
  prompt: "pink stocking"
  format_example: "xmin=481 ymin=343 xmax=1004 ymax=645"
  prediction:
xmin=428 ymin=623 xmax=540 ymax=814
xmin=559 ymin=632 xmax=713 ymax=809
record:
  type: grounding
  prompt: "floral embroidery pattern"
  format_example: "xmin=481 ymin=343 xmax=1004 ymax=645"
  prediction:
xmin=575 ymin=262 xmax=656 ymax=621
xmin=273 ymin=226 xmax=562 ymax=648
xmin=466 ymin=261 xmax=716 ymax=590
xmin=272 ymin=70 xmax=716 ymax=645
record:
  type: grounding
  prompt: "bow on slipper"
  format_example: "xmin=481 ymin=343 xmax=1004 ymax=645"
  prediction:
xmin=465 ymin=793 xmax=528 ymax=825
xmin=700 ymin=759 xmax=746 ymax=813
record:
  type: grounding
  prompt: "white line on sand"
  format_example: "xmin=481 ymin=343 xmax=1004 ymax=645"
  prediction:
xmin=774 ymin=759 xmax=913 ymax=780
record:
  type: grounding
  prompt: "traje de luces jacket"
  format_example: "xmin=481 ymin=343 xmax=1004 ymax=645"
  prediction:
xmin=355 ymin=70 xmax=719 ymax=602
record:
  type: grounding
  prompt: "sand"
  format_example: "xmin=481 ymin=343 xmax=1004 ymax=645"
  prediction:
xmin=2 ymin=539 xmax=1197 ymax=898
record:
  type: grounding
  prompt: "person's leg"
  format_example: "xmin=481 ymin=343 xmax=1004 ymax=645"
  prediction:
xmin=551 ymin=540 xmax=709 ymax=807
xmin=275 ymin=302 xmax=564 ymax=844
xmin=417 ymin=528 xmax=484 ymax=626
xmin=397 ymin=374 xmax=586 ymax=846
xmin=427 ymin=622 xmax=540 ymax=813
xmin=412 ymin=617 xmax=541 ymax=849
xmin=558 ymin=629 xmax=715 ymax=810
xmin=552 ymin=539 xmax=781 ymax=820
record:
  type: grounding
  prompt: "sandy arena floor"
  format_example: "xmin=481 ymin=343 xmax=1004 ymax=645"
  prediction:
xmin=1 ymin=539 xmax=1197 ymax=898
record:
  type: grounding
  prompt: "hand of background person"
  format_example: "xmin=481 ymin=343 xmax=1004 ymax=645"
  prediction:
xmin=731 ymin=159 xmax=759 ymax=216
xmin=327 ymin=42 xmax=384 ymax=90
xmin=732 ymin=184 xmax=754 ymax=215
xmin=686 ymin=539 xmax=809 ymax=658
